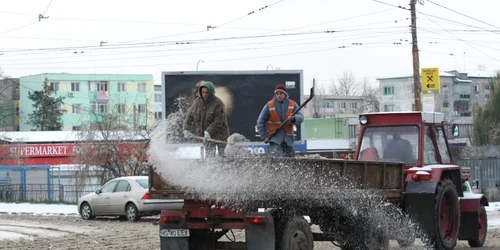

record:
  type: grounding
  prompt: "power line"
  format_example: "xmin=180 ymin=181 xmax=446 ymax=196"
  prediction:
xmin=417 ymin=11 xmax=500 ymax=35
xmin=371 ymin=0 xmax=410 ymax=10
xmin=3 ymin=39 xmax=410 ymax=70
xmin=0 ymin=25 xmax=409 ymax=57
xmin=0 ymin=31 xmax=406 ymax=66
xmin=427 ymin=0 xmax=500 ymax=30
xmin=0 ymin=27 xmax=407 ymax=61
xmin=0 ymin=22 xmax=39 ymax=36
xmin=42 ymin=0 xmax=53 ymax=16
xmin=215 ymin=0 xmax=285 ymax=29
xmin=419 ymin=11 xmax=500 ymax=64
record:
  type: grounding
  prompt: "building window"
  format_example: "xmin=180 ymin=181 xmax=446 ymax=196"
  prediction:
xmin=338 ymin=102 xmax=346 ymax=109
xmin=474 ymin=85 xmax=479 ymax=93
xmin=71 ymin=82 xmax=80 ymax=92
xmin=72 ymin=104 xmax=81 ymax=114
xmin=485 ymin=85 xmax=491 ymax=90
xmin=383 ymin=86 xmax=394 ymax=95
xmin=459 ymin=94 xmax=470 ymax=99
xmin=138 ymin=82 xmax=146 ymax=92
xmin=117 ymin=104 xmax=126 ymax=113
xmin=322 ymin=100 xmax=333 ymax=108
xmin=485 ymin=94 xmax=490 ymax=99
xmin=154 ymin=93 xmax=161 ymax=102
xmin=350 ymin=102 xmax=358 ymax=109
xmin=154 ymin=112 xmax=162 ymax=119
xmin=412 ymin=104 xmax=415 ymax=111
xmin=443 ymin=84 xmax=448 ymax=88
xmin=443 ymin=101 xmax=449 ymax=108
xmin=72 ymin=126 xmax=81 ymax=131
xmin=384 ymin=104 xmax=394 ymax=112
xmin=118 ymin=82 xmax=126 ymax=92
xmin=91 ymin=102 xmax=107 ymax=113
xmin=137 ymin=104 xmax=146 ymax=113
xmin=50 ymin=82 xmax=59 ymax=92
xmin=98 ymin=81 xmax=107 ymax=91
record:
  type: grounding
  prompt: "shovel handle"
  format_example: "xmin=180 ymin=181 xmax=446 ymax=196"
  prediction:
xmin=188 ymin=135 xmax=227 ymax=144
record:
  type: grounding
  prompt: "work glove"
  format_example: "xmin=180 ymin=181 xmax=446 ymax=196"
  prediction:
xmin=183 ymin=130 xmax=193 ymax=139
xmin=203 ymin=131 xmax=211 ymax=144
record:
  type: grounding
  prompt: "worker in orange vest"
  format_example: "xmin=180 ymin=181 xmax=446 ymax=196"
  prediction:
xmin=256 ymin=84 xmax=304 ymax=157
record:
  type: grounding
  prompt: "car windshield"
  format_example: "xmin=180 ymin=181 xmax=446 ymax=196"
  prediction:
xmin=135 ymin=178 xmax=148 ymax=189
xmin=357 ymin=125 xmax=419 ymax=164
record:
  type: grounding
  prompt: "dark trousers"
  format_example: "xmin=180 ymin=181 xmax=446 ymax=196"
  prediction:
xmin=269 ymin=142 xmax=295 ymax=157
xmin=203 ymin=143 xmax=225 ymax=158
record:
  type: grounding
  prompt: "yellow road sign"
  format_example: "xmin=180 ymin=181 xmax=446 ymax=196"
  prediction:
xmin=421 ymin=68 xmax=440 ymax=93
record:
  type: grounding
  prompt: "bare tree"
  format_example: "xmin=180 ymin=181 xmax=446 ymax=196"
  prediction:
xmin=310 ymin=82 xmax=328 ymax=118
xmin=363 ymin=85 xmax=380 ymax=113
xmin=73 ymin=94 xmax=158 ymax=180
xmin=329 ymin=71 xmax=369 ymax=96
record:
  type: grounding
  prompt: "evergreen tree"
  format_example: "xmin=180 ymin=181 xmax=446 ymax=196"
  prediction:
xmin=27 ymin=77 xmax=66 ymax=131
xmin=473 ymin=72 xmax=500 ymax=145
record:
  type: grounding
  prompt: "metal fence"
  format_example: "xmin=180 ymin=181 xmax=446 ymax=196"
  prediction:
xmin=457 ymin=159 xmax=500 ymax=190
xmin=0 ymin=184 xmax=101 ymax=203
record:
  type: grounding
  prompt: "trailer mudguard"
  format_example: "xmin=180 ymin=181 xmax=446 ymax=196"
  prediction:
xmin=160 ymin=210 xmax=189 ymax=250
xmin=245 ymin=212 xmax=276 ymax=250
xmin=160 ymin=238 xmax=188 ymax=250
xmin=404 ymin=181 xmax=438 ymax=238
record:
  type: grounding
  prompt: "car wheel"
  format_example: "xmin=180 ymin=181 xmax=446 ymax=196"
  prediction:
xmin=80 ymin=202 xmax=95 ymax=220
xmin=126 ymin=203 xmax=140 ymax=221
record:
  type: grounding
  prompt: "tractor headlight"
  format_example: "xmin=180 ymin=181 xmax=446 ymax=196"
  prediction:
xmin=359 ymin=115 xmax=368 ymax=125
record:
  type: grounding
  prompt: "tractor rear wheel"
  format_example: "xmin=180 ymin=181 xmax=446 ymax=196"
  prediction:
xmin=432 ymin=179 xmax=460 ymax=250
xmin=468 ymin=205 xmax=487 ymax=247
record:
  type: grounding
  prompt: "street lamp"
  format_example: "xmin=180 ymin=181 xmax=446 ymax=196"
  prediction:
xmin=196 ymin=60 xmax=205 ymax=70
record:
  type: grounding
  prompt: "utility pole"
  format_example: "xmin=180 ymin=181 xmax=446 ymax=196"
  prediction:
xmin=410 ymin=0 xmax=421 ymax=111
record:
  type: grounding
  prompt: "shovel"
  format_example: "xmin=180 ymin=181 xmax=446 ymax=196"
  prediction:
xmin=187 ymin=135 xmax=228 ymax=144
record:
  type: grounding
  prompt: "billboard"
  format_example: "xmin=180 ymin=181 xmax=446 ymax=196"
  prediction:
xmin=162 ymin=70 xmax=304 ymax=142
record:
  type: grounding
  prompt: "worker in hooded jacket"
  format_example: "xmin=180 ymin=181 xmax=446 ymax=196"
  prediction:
xmin=183 ymin=81 xmax=230 ymax=157
xmin=256 ymin=84 xmax=304 ymax=157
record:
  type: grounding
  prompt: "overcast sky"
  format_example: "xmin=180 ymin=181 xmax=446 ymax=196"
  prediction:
xmin=1 ymin=0 xmax=499 ymax=89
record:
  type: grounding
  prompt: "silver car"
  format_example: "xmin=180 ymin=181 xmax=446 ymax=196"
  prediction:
xmin=78 ymin=176 xmax=180 ymax=221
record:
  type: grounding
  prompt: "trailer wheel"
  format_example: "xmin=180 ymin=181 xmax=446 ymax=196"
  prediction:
xmin=432 ymin=179 xmax=460 ymax=250
xmin=277 ymin=216 xmax=313 ymax=250
xmin=468 ymin=205 xmax=487 ymax=247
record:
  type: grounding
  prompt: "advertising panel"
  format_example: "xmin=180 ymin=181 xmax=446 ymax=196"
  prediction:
xmin=163 ymin=71 xmax=304 ymax=142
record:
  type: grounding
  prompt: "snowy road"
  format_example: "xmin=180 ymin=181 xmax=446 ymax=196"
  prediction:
xmin=0 ymin=203 xmax=499 ymax=249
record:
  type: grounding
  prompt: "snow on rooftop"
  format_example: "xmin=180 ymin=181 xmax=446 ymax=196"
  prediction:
xmin=0 ymin=131 xmax=149 ymax=143
xmin=376 ymin=71 xmax=455 ymax=80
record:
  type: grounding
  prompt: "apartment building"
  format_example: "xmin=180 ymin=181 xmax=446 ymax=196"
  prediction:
xmin=19 ymin=73 xmax=154 ymax=131
xmin=303 ymin=95 xmax=364 ymax=119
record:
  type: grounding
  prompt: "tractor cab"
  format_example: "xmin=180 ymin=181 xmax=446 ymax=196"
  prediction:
xmin=355 ymin=112 xmax=452 ymax=168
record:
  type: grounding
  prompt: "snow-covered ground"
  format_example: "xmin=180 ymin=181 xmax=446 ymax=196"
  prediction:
xmin=0 ymin=201 xmax=499 ymax=242
xmin=0 ymin=201 xmax=498 ymax=216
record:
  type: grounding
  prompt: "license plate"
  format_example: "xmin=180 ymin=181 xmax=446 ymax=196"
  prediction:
xmin=160 ymin=229 xmax=190 ymax=237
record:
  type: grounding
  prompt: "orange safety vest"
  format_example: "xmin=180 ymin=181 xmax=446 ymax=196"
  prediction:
xmin=267 ymin=99 xmax=296 ymax=136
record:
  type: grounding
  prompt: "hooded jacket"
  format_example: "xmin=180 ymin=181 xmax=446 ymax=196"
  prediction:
xmin=184 ymin=81 xmax=230 ymax=141
xmin=256 ymin=94 xmax=304 ymax=146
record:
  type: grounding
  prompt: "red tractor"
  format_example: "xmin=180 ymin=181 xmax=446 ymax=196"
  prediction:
xmin=150 ymin=111 xmax=488 ymax=250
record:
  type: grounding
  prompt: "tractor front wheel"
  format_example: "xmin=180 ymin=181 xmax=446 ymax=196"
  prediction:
xmin=468 ymin=205 xmax=487 ymax=247
xmin=432 ymin=179 xmax=460 ymax=250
